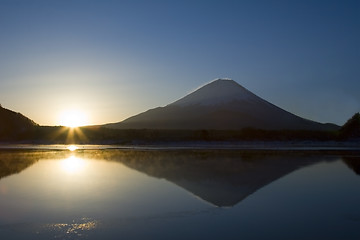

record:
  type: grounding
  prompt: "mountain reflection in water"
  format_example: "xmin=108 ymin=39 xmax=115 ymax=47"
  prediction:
xmin=1 ymin=149 xmax=358 ymax=207
xmin=343 ymin=156 xmax=360 ymax=175
xmin=104 ymin=150 xmax=338 ymax=207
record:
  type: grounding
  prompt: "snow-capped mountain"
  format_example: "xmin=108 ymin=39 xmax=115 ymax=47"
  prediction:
xmin=170 ymin=78 xmax=264 ymax=107
xmin=105 ymin=79 xmax=338 ymax=130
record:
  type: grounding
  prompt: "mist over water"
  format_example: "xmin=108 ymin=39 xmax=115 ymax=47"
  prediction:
xmin=0 ymin=148 xmax=359 ymax=239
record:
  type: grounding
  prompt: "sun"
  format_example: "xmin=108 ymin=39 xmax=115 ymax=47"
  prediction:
xmin=59 ymin=109 xmax=89 ymax=128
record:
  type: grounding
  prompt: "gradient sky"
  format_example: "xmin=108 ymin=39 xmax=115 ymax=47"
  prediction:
xmin=0 ymin=0 xmax=359 ymax=126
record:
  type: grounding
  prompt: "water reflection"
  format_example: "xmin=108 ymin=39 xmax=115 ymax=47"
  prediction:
xmin=0 ymin=150 xmax=71 ymax=180
xmin=343 ymin=156 xmax=360 ymax=175
xmin=60 ymin=156 xmax=86 ymax=174
xmin=42 ymin=218 xmax=99 ymax=239
xmin=0 ymin=149 xmax=360 ymax=206
xmin=0 ymin=149 xmax=359 ymax=239
xmin=0 ymin=149 xmax=359 ymax=207
xmin=0 ymin=150 xmax=54 ymax=180
xmin=106 ymin=150 xmax=338 ymax=207
xmin=67 ymin=145 xmax=79 ymax=152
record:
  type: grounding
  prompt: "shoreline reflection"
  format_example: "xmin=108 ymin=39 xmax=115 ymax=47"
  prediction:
xmin=0 ymin=149 xmax=359 ymax=207
xmin=0 ymin=149 xmax=359 ymax=240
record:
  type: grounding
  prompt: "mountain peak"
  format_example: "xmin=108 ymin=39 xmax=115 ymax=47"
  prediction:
xmin=170 ymin=78 xmax=258 ymax=107
xmin=207 ymin=78 xmax=240 ymax=85
xmin=106 ymin=78 xmax=339 ymax=131
xmin=211 ymin=78 xmax=235 ymax=82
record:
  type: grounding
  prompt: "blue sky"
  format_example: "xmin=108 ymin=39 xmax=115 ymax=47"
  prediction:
xmin=0 ymin=0 xmax=359 ymax=125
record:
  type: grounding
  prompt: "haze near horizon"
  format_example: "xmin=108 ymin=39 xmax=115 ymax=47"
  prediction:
xmin=0 ymin=0 xmax=359 ymax=126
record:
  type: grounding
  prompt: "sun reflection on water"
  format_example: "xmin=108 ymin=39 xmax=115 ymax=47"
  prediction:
xmin=42 ymin=218 xmax=99 ymax=238
xmin=61 ymin=156 xmax=86 ymax=174
xmin=67 ymin=145 xmax=78 ymax=151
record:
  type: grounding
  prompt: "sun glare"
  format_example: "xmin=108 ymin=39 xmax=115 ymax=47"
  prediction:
xmin=61 ymin=156 xmax=86 ymax=174
xmin=59 ymin=109 xmax=89 ymax=128
xmin=67 ymin=145 xmax=78 ymax=151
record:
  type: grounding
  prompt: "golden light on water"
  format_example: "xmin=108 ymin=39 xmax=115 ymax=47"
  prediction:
xmin=58 ymin=109 xmax=89 ymax=128
xmin=61 ymin=156 xmax=86 ymax=174
xmin=45 ymin=219 xmax=99 ymax=235
xmin=67 ymin=145 xmax=78 ymax=151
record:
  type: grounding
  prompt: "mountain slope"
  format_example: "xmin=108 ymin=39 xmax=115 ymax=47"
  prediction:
xmin=0 ymin=105 xmax=37 ymax=139
xmin=105 ymin=79 xmax=339 ymax=131
xmin=339 ymin=112 xmax=360 ymax=139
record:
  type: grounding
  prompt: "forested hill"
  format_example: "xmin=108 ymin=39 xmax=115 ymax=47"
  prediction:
xmin=0 ymin=105 xmax=37 ymax=140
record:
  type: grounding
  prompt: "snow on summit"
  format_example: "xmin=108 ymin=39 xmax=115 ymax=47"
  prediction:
xmin=105 ymin=78 xmax=339 ymax=131
xmin=170 ymin=78 xmax=260 ymax=107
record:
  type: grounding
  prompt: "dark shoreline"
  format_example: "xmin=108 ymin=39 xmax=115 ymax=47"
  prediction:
xmin=0 ymin=140 xmax=359 ymax=151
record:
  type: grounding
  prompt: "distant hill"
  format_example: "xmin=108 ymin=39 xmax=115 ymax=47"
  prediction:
xmin=0 ymin=105 xmax=37 ymax=140
xmin=339 ymin=112 xmax=360 ymax=139
xmin=105 ymin=79 xmax=339 ymax=131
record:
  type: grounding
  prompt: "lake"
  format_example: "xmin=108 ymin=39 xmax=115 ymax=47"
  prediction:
xmin=0 ymin=146 xmax=359 ymax=239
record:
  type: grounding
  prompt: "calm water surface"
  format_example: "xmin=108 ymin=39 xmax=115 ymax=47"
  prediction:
xmin=0 ymin=147 xmax=359 ymax=240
